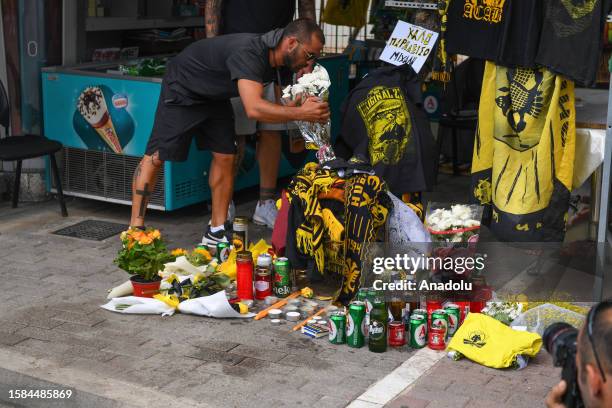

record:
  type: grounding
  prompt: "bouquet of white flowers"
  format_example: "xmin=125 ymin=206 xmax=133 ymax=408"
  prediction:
xmin=282 ymin=64 xmax=335 ymax=163
xmin=425 ymin=203 xmax=482 ymax=243
xmin=481 ymin=301 xmax=523 ymax=326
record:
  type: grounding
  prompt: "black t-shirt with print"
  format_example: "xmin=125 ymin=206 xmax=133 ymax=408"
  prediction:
xmin=335 ymin=64 xmax=436 ymax=195
xmin=221 ymin=0 xmax=295 ymax=34
xmin=536 ymin=0 xmax=612 ymax=86
xmin=446 ymin=0 xmax=509 ymax=60
xmin=163 ymin=29 xmax=283 ymax=103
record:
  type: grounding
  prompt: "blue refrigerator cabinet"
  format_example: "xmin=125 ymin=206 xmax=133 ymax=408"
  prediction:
xmin=41 ymin=55 xmax=348 ymax=211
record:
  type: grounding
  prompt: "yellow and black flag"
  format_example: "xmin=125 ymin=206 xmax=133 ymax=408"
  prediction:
xmin=471 ymin=62 xmax=575 ymax=242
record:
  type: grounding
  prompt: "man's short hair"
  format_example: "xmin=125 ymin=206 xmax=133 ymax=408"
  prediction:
xmin=283 ymin=18 xmax=325 ymax=45
xmin=579 ymin=303 xmax=612 ymax=379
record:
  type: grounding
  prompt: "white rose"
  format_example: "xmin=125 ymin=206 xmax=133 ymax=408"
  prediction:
xmin=298 ymin=72 xmax=315 ymax=85
xmin=464 ymin=219 xmax=480 ymax=227
xmin=291 ymin=84 xmax=305 ymax=96
xmin=313 ymin=79 xmax=330 ymax=91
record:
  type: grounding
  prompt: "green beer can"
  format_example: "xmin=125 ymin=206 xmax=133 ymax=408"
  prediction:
xmin=216 ymin=242 xmax=231 ymax=262
xmin=411 ymin=309 xmax=427 ymax=319
xmin=409 ymin=315 xmax=427 ymax=348
xmin=329 ymin=311 xmax=346 ymax=344
xmin=444 ymin=304 xmax=461 ymax=337
xmin=272 ymin=257 xmax=291 ymax=298
xmin=347 ymin=301 xmax=366 ymax=348
xmin=431 ymin=309 xmax=448 ymax=338
xmin=357 ymin=288 xmax=369 ymax=303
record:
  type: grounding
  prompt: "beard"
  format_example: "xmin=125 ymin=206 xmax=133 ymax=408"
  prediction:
xmin=284 ymin=48 xmax=305 ymax=72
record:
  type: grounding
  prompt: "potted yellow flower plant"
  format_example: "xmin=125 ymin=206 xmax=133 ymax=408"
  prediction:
xmin=115 ymin=228 xmax=174 ymax=297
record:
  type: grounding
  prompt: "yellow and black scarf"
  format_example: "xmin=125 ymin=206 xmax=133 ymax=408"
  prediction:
xmin=337 ymin=174 xmax=391 ymax=305
xmin=286 ymin=164 xmax=391 ymax=305
xmin=286 ymin=163 xmax=341 ymax=275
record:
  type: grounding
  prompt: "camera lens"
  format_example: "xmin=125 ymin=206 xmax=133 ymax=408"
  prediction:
xmin=543 ymin=322 xmax=578 ymax=363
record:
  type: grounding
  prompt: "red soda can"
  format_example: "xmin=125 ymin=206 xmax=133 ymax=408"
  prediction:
xmin=388 ymin=321 xmax=406 ymax=347
xmin=453 ymin=301 xmax=471 ymax=324
xmin=428 ymin=326 xmax=446 ymax=350
xmin=254 ymin=267 xmax=272 ymax=300
xmin=236 ymin=251 xmax=254 ymax=300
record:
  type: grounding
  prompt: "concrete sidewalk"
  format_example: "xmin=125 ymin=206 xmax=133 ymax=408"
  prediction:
xmin=382 ymin=350 xmax=560 ymax=408
xmin=0 ymin=196 xmax=413 ymax=408
xmin=0 ymin=174 xmax=564 ymax=408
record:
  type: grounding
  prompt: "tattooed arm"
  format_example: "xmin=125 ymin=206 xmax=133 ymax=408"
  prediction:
xmin=205 ymin=0 xmax=223 ymax=38
xmin=298 ymin=0 xmax=316 ymax=21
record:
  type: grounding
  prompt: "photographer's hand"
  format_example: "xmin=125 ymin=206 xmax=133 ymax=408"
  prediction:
xmin=545 ymin=380 xmax=567 ymax=408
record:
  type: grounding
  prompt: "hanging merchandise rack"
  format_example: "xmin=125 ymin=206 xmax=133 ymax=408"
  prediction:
xmin=384 ymin=1 xmax=439 ymax=9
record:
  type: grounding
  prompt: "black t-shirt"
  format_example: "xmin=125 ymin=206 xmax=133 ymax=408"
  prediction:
xmin=164 ymin=29 xmax=283 ymax=103
xmin=536 ymin=0 xmax=612 ymax=86
xmin=221 ymin=0 xmax=295 ymax=34
xmin=497 ymin=0 xmax=543 ymax=68
xmin=446 ymin=0 xmax=509 ymax=60
xmin=335 ymin=65 xmax=436 ymax=194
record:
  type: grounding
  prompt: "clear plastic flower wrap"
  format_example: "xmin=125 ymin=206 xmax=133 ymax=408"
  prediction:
xmin=424 ymin=203 xmax=484 ymax=277
xmin=281 ymin=64 xmax=335 ymax=164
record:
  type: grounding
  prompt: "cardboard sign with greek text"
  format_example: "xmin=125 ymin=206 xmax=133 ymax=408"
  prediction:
xmin=379 ymin=21 xmax=438 ymax=73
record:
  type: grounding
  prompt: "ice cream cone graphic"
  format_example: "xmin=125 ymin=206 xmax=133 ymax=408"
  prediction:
xmin=77 ymin=87 xmax=122 ymax=153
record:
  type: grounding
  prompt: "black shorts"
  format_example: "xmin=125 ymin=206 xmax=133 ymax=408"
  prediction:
xmin=145 ymin=84 xmax=237 ymax=162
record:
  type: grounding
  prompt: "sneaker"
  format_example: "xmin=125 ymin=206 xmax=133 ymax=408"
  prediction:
xmin=200 ymin=226 xmax=229 ymax=247
xmin=205 ymin=200 xmax=235 ymax=231
xmin=252 ymin=199 xmax=278 ymax=229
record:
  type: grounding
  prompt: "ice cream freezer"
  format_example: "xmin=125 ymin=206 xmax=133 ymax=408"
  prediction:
xmin=41 ymin=55 xmax=349 ymax=211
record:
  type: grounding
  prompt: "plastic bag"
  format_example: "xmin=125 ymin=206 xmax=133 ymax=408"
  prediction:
xmin=387 ymin=192 xmax=431 ymax=255
xmin=510 ymin=303 xmax=586 ymax=336
xmin=447 ymin=313 xmax=542 ymax=369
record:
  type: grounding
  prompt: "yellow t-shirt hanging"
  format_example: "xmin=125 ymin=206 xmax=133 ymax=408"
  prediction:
xmin=471 ymin=62 xmax=575 ymax=242
xmin=321 ymin=0 xmax=370 ymax=28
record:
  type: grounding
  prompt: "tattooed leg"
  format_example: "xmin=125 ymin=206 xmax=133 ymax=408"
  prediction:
xmin=204 ymin=0 xmax=222 ymax=38
xmin=130 ymin=152 xmax=163 ymax=227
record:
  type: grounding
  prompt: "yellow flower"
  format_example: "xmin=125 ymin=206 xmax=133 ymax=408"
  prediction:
xmin=131 ymin=230 xmax=145 ymax=241
xmin=171 ymin=248 xmax=187 ymax=257
xmin=153 ymin=294 xmax=180 ymax=309
xmin=193 ymin=248 xmax=212 ymax=260
xmin=149 ymin=229 xmax=161 ymax=240
xmin=139 ymin=235 xmax=153 ymax=245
